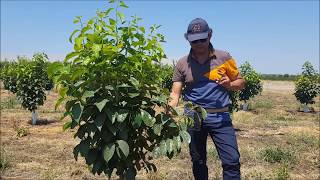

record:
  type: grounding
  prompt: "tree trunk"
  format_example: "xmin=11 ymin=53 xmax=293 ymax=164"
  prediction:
xmin=32 ymin=110 xmax=38 ymax=125
xmin=242 ymin=101 xmax=249 ymax=111
xmin=303 ymin=104 xmax=310 ymax=113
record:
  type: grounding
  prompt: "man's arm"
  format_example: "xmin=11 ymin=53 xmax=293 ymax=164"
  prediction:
xmin=168 ymin=81 xmax=184 ymax=107
xmin=219 ymin=73 xmax=245 ymax=91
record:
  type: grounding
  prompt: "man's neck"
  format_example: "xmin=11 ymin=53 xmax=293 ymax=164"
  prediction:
xmin=192 ymin=49 xmax=210 ymax=64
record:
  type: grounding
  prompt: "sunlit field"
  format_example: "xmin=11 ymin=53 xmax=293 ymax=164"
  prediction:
xmin=1 ymin=80 xmax=319 ymax=180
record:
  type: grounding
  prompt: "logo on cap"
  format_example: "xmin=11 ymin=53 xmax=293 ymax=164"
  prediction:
xmin=192 ymin=24 xmax=201 ymax=33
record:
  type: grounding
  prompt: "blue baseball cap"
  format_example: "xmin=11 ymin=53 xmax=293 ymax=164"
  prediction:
xmin=185 ymin=18 xmax=211 ymax=42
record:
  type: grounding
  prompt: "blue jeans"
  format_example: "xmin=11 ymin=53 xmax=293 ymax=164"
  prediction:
xmin=187 ymin=111 xmax=241 ymax=180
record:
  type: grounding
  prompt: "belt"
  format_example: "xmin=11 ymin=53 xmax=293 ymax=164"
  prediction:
xmin=195 ymin=107 xmax=229 ymax=113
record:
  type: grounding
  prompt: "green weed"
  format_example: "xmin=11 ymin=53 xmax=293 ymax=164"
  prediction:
xmin=260 ymin=147 xmax=294 ymax=163
xmin=0 ymin=147 xmax=10 ymax=172
xmin=0 ymin=96 xmax=19 ymax=110
xmin=15 ymin=126 xmax=29 ymax=137
xmin=273 ymin=163 xmax=290 ymax=180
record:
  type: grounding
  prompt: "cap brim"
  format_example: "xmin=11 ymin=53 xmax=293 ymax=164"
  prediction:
xmin=187 ymin=32 xmax=209 ymax=42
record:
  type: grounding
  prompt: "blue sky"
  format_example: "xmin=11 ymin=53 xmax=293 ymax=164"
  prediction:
xmin=1 ymin=0 xmax=319 ymax=74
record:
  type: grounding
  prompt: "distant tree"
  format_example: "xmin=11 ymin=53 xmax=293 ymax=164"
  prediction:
xmin=239 ymin=61 xmax=263 ymax=110
xmin=294 ymin=61 xmax=320 ymax=112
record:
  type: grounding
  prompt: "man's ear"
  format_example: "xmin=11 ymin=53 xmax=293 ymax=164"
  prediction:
xmin=184 ymin=33 xmax=188 ymax=41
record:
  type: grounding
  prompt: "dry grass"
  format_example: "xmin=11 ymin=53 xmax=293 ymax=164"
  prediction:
xmin=1 ymin=81 xmax=319 ymax=180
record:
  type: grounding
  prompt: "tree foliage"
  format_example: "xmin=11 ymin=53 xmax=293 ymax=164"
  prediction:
xmin=16 ymin=53 xmax=48 ymax=111
xmin=48 ymin=1 xmax=193 ymax=179
xmin=159 ymin=63 xmax=174 ymax=91
xmin=239 ymin=61 xmax=263 ymax=102
xmin=294 ymin=61 xmax=320 ymax=106
xmin=1 ymin=61 xmax=19 ymax=93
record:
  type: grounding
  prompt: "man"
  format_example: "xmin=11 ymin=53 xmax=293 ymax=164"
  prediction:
xmin=169 ymin=18 xmax=245 ymax=180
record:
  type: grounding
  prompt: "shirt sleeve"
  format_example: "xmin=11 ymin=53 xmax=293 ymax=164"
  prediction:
xmin=172 ymin=61 xmax=185 ymax=82
xmin=225 ymin=58 xmax=240 ymax=81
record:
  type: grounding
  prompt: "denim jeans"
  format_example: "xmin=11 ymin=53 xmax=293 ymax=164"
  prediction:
xmin=187 ymin=111 xmax=241 ymax=180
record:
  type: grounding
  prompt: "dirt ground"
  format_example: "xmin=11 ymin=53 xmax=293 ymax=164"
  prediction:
xmin=0 ymin=81 xmax=319 ymax=180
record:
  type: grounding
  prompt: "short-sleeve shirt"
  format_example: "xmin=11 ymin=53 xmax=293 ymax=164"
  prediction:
xmin=172 ymin=48 xmax=239 ymax=109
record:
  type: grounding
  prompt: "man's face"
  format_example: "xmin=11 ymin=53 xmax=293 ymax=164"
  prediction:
xmin=190 ymin=38 xmax=210 ymax=52
xmin=189 ymin=32 xmax=212 ymax=52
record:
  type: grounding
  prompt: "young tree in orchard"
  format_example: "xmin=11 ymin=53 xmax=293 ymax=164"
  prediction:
xmin=294 ymin=61 xmax=320 ymax=112
xmin=2 ymin=61 xmax=18 ymax=93
xmin=238 ymin=61 xmax=263 ymax=111
xmin=48 ymin=1 xmax=197 ymax=179
xmin=16 ymin=53 xmax=48 ymax=125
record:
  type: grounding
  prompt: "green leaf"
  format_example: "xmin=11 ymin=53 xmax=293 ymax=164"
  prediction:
xmin=74 ymin=81 xmax=85 ymax=88
xmin=116 ymin=12 xmax=125 ymax=22
xmin=69 ymin=29 xmax=80 ymax=43
xmin=82 ymin=90 xmax=95 ymax=99
xmin=102 ymin=129 xmax=113 ymax=143
xmin=79 ymin=139 xmax=90 ymax=156
xmin=47 ymin=62 xmax=63 ymax=78
xmin=180 ymin=131 xmax=191 ymax=144
xmin=95 ymin=112 xmax=106 ymax=129
xmin=119 ymin=1 xmax=129 ymax=8
xmin=141 ymin=109 xmax=156 ymax=127
xmin=109 ymin=18 xmax=116 ymax=25
xmin=139 ymin=27 xmax=145 ymax=33
xmin=73 ymin=19 xmax=79 ymax=24
xmin=73 ymin=144 xmax=80 ymax=161
xmin=95 ymin=99 xmax=109 ymax=112
xmin=152 ymin=146 xmax=161 ymax=158
xmin=128 ymin=92 xmax=140 ymax=98
xmin=86 ymin=149 xmax=97 ymax=165
xmin=59 ymin=86 xmax=68 ymax=97
xmin=133 ymin=114 xmax=143 ymax=128
xmin=74 ymin=36 xmax=84 ymax=51
xmin=173 ymin=136 xmax=181 ymax=150
xmin=63 ymin=121 xmax=72 ymax=131
xmin=105 ymin=8 xmax=114 ymax=15
xmin=65 ymin=52 xmax=79 ymax=62
xmin=160 ymin=113 xmax=170 ymax=125
xmin=129 ymin=77 xmax=139 ymax=88
xmin=105 ymin=109 xmax=114 ymax=123
xmin=105 ymin=117 xmax=116 ymax=136
xmin=117 ymin=109 xmax=129 ymax=122
xmin=166 ymin=139 xmax=174 ymax=154
xmin=92 ymin=44 xmax=102 ymax=55
xmin=159 ymin=140 xmax=167 ymax=155
xmin=117 ymin=140 xmax=129 ymax=158
xmin=103 ymin=143 xmax=115 ymax=162
xmin=71 ymin=103 xmax=83 ymax=123
xmin=199 ymin=106 xmax=207 ymax=120
xmin=153 ymin=123 xmax=162 ymax=136
xmin=55 ymin=96 xmax=64 ymax=110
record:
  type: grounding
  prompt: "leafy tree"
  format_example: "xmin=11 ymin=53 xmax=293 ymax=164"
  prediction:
xmin=1 ymin=61 xmax=18 ymax=93
xmin=239 ymin=61 xmax=263 ymax=110
xmin=49 ymin=1 xmax=194 ymax=179
xmin=16 ymin=53 xmax=48 ymax=124
xmin=301 ymin=61 xmax=317 ymax=78
xmin=294 ymin=61 xmax=320 ymax=111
